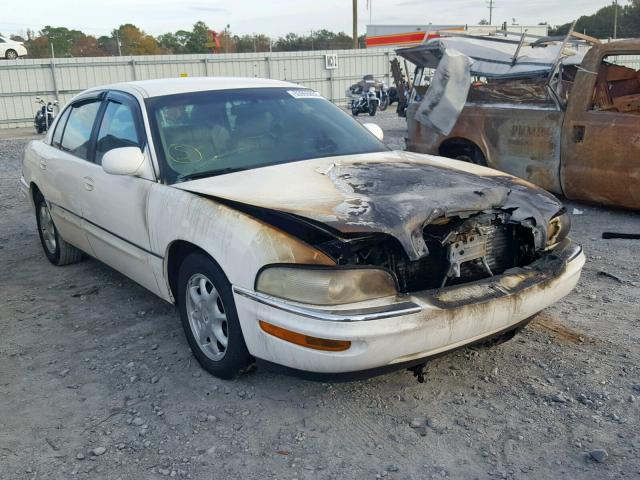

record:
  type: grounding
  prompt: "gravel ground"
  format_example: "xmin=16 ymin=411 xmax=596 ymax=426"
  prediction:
xmin=1 ymin=110 xmax=639 ymax=480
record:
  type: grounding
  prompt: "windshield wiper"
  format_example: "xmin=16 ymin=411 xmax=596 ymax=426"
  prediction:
xmin=178 ymin=167 xmax=248 ymax=182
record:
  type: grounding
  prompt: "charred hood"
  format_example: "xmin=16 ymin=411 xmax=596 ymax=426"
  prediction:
xmin=173 ymin=151 xmax=563 ymax=260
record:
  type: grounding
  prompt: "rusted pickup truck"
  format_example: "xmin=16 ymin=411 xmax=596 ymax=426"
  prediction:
xmin=399 ymin=37 xmax=640 ymax=209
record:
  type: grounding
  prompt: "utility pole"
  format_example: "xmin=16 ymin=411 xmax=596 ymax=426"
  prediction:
xmin=353 ymin=0 xmax=358 ymax=49
xmin=115 ymin=30 xmax=122 ymax=56
xmin=613 ymin=0 xmax=618 ymax=39
xmin=487 ymin=0 xmax=495 ymax=25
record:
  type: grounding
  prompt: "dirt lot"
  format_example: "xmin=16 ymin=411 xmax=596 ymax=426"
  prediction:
xmin=1 ymin=110 xmax=639 ymax=480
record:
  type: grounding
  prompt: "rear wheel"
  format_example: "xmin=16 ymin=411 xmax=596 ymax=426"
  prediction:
xmin=177 ymin=252 xmax=252 ymax=379
xmin=34 ymin=193 xmax=83 ymax=266
xmin=5 ymin=49 xmax=18 ymax=60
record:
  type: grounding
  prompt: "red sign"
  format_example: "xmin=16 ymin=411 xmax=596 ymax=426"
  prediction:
xmin=207 ymin=30 xmax=221 ymax=48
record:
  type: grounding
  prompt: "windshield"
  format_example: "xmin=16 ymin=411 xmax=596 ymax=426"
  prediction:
xmin=146 ymin=87 xmax=387 ymax=184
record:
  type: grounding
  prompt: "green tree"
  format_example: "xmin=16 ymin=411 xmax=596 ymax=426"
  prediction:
xmin=185 ymin=21 xmax=210 ymax=53
xmin=39 ymin=26 xmax=84 ymax=57
xmin=551 ymin=1 xmax=640 ymax=38
xmin=113 ymin=24 xmax=160 ymax=55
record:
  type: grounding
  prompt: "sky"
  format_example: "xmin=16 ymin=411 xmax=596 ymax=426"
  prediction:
xmin=0 ymin=0 xmax=617 ymax=38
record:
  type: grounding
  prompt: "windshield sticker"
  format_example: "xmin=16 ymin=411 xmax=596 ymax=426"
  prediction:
xmin=287 ymin=89 xmax=322 ymax=99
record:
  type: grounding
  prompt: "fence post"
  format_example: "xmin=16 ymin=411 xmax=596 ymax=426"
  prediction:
xmin=50 ymin=59 xmax=60 ymax=103
xmin=265 ymin=56 xmax=271 ymax=79
xmin=203 ymin=58 xmax=212 ymax=77
xmin=131 ymin=59 xmax=137 ymax=80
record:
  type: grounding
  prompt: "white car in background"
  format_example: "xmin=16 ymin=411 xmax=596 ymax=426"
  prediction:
xmin=0 ymin=36 xmax=27 ymax=59
xmin=19 ymin=77 xmax=584 ymax=380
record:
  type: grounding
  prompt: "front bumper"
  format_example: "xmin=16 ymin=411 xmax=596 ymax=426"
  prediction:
xmin=233 ymin=241 xmax=585 ymax=373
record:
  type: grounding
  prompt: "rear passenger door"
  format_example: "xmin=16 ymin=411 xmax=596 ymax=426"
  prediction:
xmin=41 ymin=95 xmax=104 ymax=255
xmin=78 ymin=91 xmax=162 ymax=296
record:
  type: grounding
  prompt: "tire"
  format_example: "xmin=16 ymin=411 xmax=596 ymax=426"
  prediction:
xmin=177 ymin=251 xmax=252 ymax=379
xmin=379 ymin=96 xmax=389 ymax=111
xmin=368 ymin=102 xmax=377 ymax=116
xmin=351 ymin=107 xmax=359 ymax=116
xmin=5 ymin=49 xmax=18 ymax=60
xmin=34 ymin=193 xmax=83 ymax=266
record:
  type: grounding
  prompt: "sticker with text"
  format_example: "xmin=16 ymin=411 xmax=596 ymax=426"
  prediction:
xmin=287 ymin=89 xmax=322 ymax=99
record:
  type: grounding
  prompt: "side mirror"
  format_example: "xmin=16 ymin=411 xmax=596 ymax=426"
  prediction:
xmin=363 ymin=123 xmax=384 ymax=142
xmin=102 ymin=147 xmax=145 ymax=176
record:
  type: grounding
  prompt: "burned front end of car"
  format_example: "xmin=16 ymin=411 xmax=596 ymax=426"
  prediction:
xmin=303 ymin=208 xmax=569 ymax=295
xmin=177 ymin=152 xmax=583 ymax=374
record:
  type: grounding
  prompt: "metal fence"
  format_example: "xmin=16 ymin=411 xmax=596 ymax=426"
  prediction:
xmin=0 ymin=48 xmax=399 ymax=129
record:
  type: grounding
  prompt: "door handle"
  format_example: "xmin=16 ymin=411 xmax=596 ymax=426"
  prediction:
xmin=39 ymin=160 xmax=47 ymax=170
xmin=82 ymin=176 xmax=95 ymax=191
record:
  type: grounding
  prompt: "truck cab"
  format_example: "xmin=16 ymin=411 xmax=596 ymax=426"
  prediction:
xmin=403 ymin=39 xmax=640 ymax=210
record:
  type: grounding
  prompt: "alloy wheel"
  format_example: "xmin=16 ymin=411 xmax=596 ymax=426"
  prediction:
xmin=38 ymin=203 xmax=56 ymax=253
xmin=185 ymin=273 xmax=229 ymax=361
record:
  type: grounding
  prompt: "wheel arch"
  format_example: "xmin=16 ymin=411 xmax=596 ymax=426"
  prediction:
xmin=164 ymin=240 xmax=226 ymax=304
xmin=438 ymin=137 xmax=488 ymax=166
xmin=30 ymin=181 xmax=42 ymax=206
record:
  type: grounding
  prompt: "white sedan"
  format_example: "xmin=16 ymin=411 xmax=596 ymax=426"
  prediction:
xmin=20 ymin=78 xmax=585 ymax=379
xmin=0 ymin=36 xmax=27 ymax=59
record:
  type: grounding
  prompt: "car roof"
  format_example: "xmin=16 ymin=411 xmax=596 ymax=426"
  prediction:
xmin=90 ymin=77 xmax=302 ymax=98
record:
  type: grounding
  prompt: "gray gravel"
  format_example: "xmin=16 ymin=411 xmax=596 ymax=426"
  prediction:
xmin=1 ymin=112 xmax=639 ymax=479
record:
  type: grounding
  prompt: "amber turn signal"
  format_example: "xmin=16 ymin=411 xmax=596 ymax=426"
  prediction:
xmin=259 ymin=321 xmax=351 ymax=352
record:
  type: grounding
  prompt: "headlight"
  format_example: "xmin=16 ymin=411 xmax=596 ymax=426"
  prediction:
xmin=547 ymin=210 xmax=571 ymax=247
xmin=255 ymin=266 xmax=397 ymax=305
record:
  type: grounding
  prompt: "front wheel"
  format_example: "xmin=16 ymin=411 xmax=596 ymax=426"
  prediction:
xmin=34 ymin=193 xmax=83 ymax=265
xmin=5 ymin=49 xmax=18 ymax=60
xmin=368 ymin=102 xmax=377 ymax=116
xmin=351 ymin=107 xmax=359 ymax=116
xmin=177 ymin=252 xmax=253 ymax=379
xmin=379 ymin=96 xmax=389 ymax=111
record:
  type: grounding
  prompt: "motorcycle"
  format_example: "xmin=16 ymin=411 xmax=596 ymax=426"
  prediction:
xmin=34 ymin=97 xmax=58 ymax=134
xmin=349 ymin=86 xmax=380 ymax=116
xmin=377 ymin=83 xmax=390 ymax=111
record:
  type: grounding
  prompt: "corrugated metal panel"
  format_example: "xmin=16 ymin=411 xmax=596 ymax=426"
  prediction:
xmin=0 ymin=48 xmax=401 ymax=128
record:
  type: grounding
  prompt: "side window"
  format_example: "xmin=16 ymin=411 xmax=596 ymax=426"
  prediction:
xmin=95 ymin=101 xmax=141 ymax=165
xmin=60 ymin=100 xmax=101 ymax=160
xmin=591 ymin=54 xmax=640 ymax=114
xmin=51 ymin=106 xmax=71 ymax=148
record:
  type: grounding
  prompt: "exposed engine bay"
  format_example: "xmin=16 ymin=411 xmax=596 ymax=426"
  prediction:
xmin=309 ymin=211 xmax=537 ymax=293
